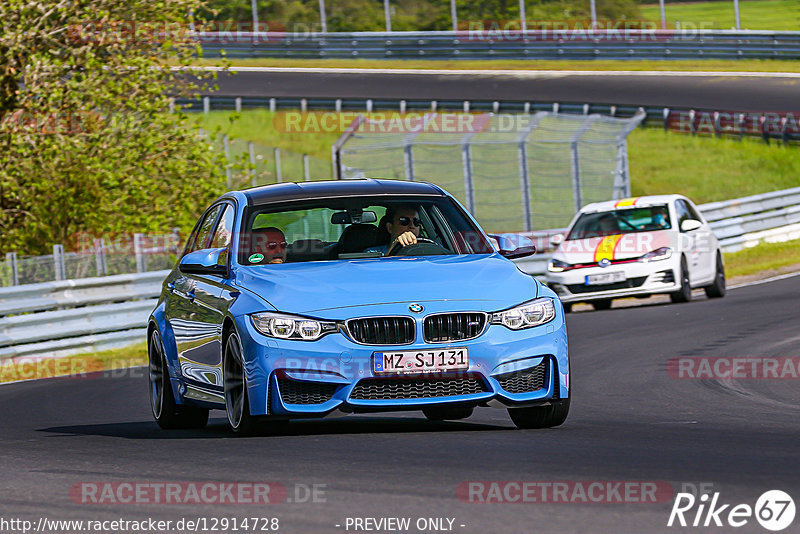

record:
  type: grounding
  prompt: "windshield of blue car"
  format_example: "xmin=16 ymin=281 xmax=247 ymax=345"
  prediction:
xmin=566 ymin=206 xmax=672 ymax=240
xmin=238 ymin=196 xmax=494 ymax=264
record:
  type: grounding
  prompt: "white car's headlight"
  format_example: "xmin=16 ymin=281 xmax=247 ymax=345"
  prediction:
xmin=489 ymin=298 xmax=556 ymax=330
xmin=638 ymin=247 xmax=672 ymax=263
xmin=548 ymin=259 xmax=571 ymax=272
xmin=252 ymin=312 xmax=338 ymax=341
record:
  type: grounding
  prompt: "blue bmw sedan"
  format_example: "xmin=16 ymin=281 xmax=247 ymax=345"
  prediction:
xmin=148 ymin=179 xmax=569 ymax=434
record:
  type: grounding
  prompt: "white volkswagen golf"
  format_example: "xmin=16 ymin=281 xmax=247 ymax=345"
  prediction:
xmin=545 ymin=195 xmax=726 ymax=311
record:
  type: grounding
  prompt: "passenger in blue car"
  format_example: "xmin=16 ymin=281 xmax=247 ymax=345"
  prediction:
xmin=366 ymin=206 xmax=420 ymax=255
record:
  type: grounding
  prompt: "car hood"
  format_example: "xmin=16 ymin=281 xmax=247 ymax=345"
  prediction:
xmin=553 ymin=230 xmax=673 ymax=264
xmin=234 ymin=254 xmax=538 ymax=316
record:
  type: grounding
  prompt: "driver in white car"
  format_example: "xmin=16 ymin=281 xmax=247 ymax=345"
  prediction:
xmin=365 ymin=206 xmax=420 ymax=254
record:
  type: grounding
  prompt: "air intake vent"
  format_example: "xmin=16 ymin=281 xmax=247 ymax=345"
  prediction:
xmin=423 ymin=312 xmax=486 ymax=343
xmin=496 ymin=360 xmax=547 ymax=394
xmin=346 ymin=317 xmax=415 ymax=345
xmin=278 ymin=378 xmax=338 ymax=404
xmin=350 ymin=376 xmax=488 ymax=400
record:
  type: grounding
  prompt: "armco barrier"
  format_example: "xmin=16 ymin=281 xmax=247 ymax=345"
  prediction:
xmin=196 ymin=30 xmax=800 ymax=61
xmin=1 ymin=187 xmax=799 ymax=361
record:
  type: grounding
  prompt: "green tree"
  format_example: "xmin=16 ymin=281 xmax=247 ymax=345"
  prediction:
xmin=0 ymin=0 xmax=227 ymax=254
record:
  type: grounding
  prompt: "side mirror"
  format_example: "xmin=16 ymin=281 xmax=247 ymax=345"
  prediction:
xmin=549 ymin=233 xmax=564 ymax=247
xmin=680 ymin=219 xmax=702 ymax=232
xmin=179 ymin=247 xmax=229 ymax=276
xmin=488 ymin=234 xmax=537 ymax=260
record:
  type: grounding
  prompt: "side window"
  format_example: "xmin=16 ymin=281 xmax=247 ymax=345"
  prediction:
xmin=210 ymin=204 xmax=235 ymax=250
xmin=684 ymin=200 xmax=703 ymax=222
xmin=187 ymin=205 xmax=223 ymax=254
xmin=674 ymin=200 xmax=691 ymax=230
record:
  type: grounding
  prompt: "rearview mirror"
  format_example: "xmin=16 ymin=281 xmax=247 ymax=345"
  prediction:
xmin=680 ymin=219 xmax=702 ymax=232
xmin=179 ymin=247 xmax=229 ymax=276
xmin=331 ymin=211 xmax=378 ymax=224
xmin=549 ymin=233 xmax=564 ymax=247
xmin=489 ymin=234 xmax=537 ymax=260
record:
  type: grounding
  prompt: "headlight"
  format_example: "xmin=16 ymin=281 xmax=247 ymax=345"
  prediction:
xmin=638 ymin=247 xmax=672 ymax=263
xmin=251 ymin=312 xmax=338 ymax=341
xmin=490 ymin=298 xmax=556 ymax=330
xmin=548 ymin=259 xmax=571 ymax=272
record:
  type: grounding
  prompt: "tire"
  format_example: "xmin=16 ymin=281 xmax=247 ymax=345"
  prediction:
xmin=508 ymin=399 xmax=570 ymax=429
xmin=224 ymin=331 xmax=261 ymax=435
xmin=423 ymin=405 xmax=474 ymax=421
xmin=591 ymin=299 xmax=612 ymax=311
xmin=670 ymin=256 xmax=692 ymax=303
xmin=148 ymin=329 xmax=208 ymax=430
xmin=562 ymin=303 xmax=572 ymax=314
xmin=704 ymin=251 xmax=726 ymax=299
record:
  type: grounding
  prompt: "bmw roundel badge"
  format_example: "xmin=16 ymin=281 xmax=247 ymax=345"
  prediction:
xmin=598 ymin=258 xmax=611 ymax=268
xmin=409 ymin=303 xmax=424 ymax=313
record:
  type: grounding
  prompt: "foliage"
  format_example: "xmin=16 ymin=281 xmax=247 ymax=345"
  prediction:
xmin=0 ymin=0 xmax=228 ymax=254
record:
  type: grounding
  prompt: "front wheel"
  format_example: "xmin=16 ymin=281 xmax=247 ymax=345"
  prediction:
xmin=224 ymin=332 xmax=260 ymax=435
xmin=704 ymin=251 xmax=726 ymax=298
xmin=670 ymin=256 xmax=692 ymax=303
xmin=591 ymin=299 xmax=612 ymax=311
xmin=148 ymin=329 xmax=208 ymax=430
xmin=508 ymin=399 xmax=570 ymax=429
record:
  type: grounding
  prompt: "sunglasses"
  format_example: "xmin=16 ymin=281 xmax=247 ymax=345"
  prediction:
xmin=265 ymin=241 xmax=287 ymax=251
xmin=397 ymin=216 xmax=421 ymax=227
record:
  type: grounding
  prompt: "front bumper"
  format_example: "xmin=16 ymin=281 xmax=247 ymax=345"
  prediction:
xmin=545 ymin=257 xmax=681 ymax=303
xmin=233 ymin=309 xmax=569 ymax=417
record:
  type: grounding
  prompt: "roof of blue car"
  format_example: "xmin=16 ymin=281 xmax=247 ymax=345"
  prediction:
xmin=241 ymin=179 xmax=446 ymax=206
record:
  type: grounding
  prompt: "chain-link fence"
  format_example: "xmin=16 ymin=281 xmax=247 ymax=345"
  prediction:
xmin=336 ymin=111 xmax=645 ymax=232
xmin=209 ymin=135 xmax=332 ymax=188
xmin=0 ymin=232 xmax=181 ymax=287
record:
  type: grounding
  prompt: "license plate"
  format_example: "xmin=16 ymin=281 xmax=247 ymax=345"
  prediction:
xmin=373 ymin=348 xmax=469 ymax=374
xmin=585 ymin=271 xmax=626 ymax=285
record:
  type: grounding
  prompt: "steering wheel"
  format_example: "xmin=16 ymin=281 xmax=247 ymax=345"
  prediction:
xmin=386 ymin=237 xmax=438 ymax=256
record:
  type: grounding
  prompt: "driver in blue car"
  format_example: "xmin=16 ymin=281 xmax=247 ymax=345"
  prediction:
xmin=365 ymin=206 xmax=420 ymax=255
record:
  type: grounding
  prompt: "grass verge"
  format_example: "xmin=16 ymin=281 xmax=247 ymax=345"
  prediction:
xmin=641 ymin=0 xmax=800 ymax=31
xmin=0 ymin=343 xmax=147 ymax=384
xmin=195 ymin=57 xmax=800 ymax=72
xmin=723 ymin=238 xmax=800 ymax=278
xmin=196 ymin=110 xmax=800 ymax=206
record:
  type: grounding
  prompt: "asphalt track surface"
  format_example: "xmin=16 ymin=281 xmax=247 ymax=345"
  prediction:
xmin=2 ymin=275 xmax=799 ymax=533
xmin=208 ymin=68 xmax=800 ymax=112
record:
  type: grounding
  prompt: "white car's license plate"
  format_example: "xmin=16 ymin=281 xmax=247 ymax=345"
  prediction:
xmin=585 ymin=271 xmax=626 ymax=285
xmin=373 ymin=348 xmax=469 ymax=374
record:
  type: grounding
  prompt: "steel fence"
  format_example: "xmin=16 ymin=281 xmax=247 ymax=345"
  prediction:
xmin=196 ymin=30 xmax=800 ymax=60
xmin=0 ymin=232 xmax=180 ymax=288
xmin=334 ymin=111 xmax=644 ymax=232
xmin=180 ymin=97 xmax=800 ymax=145
xmin=211 ymin=135 xmax=332 ymax=188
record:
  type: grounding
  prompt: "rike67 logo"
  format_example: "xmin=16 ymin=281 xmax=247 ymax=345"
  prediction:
xmin=668 ymin=490 xmax=795 ymax=531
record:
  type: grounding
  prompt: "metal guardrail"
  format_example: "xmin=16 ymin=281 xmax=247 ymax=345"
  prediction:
xmin=196 ymin=30 xmax=800 ymax=60
xmin=0 ymin=270 xmax=167 ymax=360
xmin=181 ymin=96 xmax=800 ymax=145
xmin=1 ymin=188 xmax=799 ymax=361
